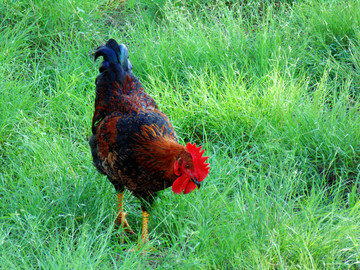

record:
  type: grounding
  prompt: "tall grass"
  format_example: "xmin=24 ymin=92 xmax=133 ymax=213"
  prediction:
xmin=1 ymin=0 xmax=360 ymax=268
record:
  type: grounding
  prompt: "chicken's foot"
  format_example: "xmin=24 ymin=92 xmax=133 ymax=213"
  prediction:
xmin=114 ymin=192 xmax=135 ymax=235
xmin=127 ymin=209 xmax=155 ymax=253
xmin=140 ymin=209 xmax=150 ymax=244
xmin=129 ymin=209 xmax=150 ymax=251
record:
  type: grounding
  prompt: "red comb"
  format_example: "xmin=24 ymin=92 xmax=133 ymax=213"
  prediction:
xmin=186 ymin=143 xmax=210 ymax=182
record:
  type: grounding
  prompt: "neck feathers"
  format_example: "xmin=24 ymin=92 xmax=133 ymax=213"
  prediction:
xmin=133 ymin=129 xmax=186 ymax=181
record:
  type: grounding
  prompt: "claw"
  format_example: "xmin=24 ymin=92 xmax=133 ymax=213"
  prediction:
xmin=115 ymin=211 xmax=135 ymax=235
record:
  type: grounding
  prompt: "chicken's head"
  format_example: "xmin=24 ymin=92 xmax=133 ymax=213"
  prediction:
xmin=172 ymin=143 xmax=210 ymax=194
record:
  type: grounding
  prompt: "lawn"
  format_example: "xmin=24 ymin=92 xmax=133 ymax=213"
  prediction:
xmin=1 ymin=0 xmax=360 ymax=268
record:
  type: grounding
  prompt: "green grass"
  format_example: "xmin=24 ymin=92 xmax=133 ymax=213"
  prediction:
xmin=1 ymin=0 xmax=360 ymax=268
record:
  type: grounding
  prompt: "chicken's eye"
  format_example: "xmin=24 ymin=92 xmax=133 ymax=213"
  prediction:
xmin=185 ymin=164 xmax=190 ymax=169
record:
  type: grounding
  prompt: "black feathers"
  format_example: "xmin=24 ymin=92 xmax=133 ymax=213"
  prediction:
xmin=95 ymin=39 xmax=132 ymax=73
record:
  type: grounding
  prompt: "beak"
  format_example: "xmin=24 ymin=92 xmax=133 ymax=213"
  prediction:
xmin=191 ymin=177 xmax=202 ymax=189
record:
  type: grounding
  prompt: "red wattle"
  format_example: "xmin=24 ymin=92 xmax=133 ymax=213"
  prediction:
xmin=183 ymin=181 xmax=197 ymax=194
xmin=172 ymin=176 xmax=191 ymax=194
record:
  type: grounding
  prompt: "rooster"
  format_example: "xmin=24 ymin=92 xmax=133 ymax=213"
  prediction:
xmin=89 ymin=39 xmax=210 ymax=244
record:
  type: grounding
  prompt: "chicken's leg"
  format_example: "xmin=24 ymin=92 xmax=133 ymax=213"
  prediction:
xmin=114 ymin=192 xmax=135 ymax=235
xmin=140 ymin=209 xmax=150 ymax=244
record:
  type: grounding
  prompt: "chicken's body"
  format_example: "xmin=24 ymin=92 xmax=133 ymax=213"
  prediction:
xmin=90 ymin=39 xmax=209 ymax=245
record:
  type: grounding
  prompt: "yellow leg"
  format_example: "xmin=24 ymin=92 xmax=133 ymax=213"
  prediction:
xmin=114 ymin=192 xmax=135 ymax=234
xmin=140 ymin=209 xmax=150 ymax=244
xmin=127 ymin=209 xmax=154 ymax=252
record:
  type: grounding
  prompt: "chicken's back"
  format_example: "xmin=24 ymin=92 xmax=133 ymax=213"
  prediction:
xmin=92 ymin=40 xmax=157 ymax=133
